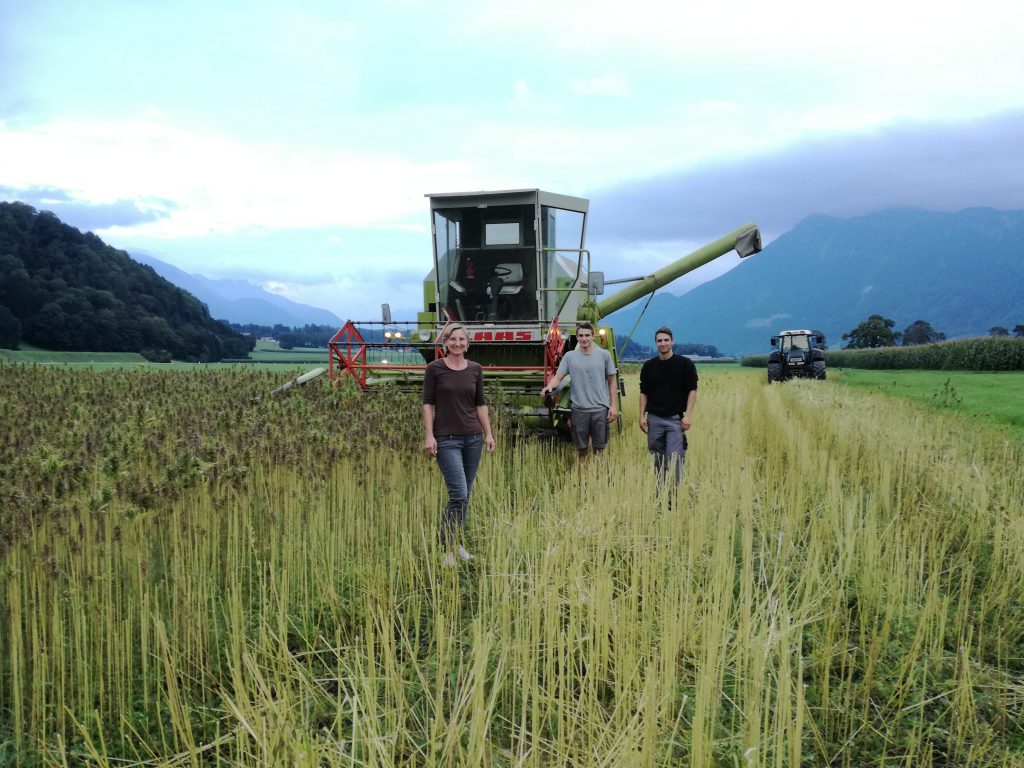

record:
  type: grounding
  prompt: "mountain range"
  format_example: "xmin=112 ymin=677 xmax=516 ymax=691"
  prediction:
xmin=131 ymin=253 xmax=343 ymax=328
xmin=606 ymin=208 xmax=1024 ymax=356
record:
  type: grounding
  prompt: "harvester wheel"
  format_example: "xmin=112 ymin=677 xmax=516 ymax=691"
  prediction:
xmin=767 ymin=362 xmax=781 ymax=383
xmin=813 ymin=361 xmax=826 ymax=380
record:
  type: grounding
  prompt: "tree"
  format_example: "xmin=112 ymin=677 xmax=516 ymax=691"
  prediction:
xmin=0 ymin=304 xmax=20 ymax=348
xmin=617 ymin=337 xmax=652 ymax=360
xmin=278 ymin=332 xmax=300 ymax=350
xmin=676 ymin=342 xmax=721 ymax=357
xmin=989 ymin=326 xmax=1009 ymax=337
xmin=26 ymin=302 xmax=69 ymax=348
xmin=1014 ymin=324 xmax=1024 ymax=338
xmin=842 ymin=314 xmax=901 ymax=348
xmin=902 ymin=320 xmax=946 ymax=346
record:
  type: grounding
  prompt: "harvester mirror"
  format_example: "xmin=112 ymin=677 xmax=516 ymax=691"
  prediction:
xmin=734 ymin=226 xmax=763 ymax=258
xmin=816 ymin=335 xmax=825 ymax=344
xmin=770 ymin=337 xmax=778 ymax=347
xmin=381 ymin=303 xmax=392 ymax=323
xmin=588 ymin=272 xmax=605 ymax=296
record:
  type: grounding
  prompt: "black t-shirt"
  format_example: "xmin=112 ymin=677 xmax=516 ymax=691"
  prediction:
xmin=639 ymin=354 xmax=698 ymax=417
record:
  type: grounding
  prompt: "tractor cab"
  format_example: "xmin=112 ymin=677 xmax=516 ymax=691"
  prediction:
xmin=779 ymin=333 xmax=810 ymax=352
xmin=427 ymin=189 xmax=591 ymax=324
xmin=768 ymin=329 xmax=827 ymax=381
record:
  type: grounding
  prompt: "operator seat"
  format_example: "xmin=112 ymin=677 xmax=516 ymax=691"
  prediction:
xmin=487 ymin=262 xmax=525 ymax=320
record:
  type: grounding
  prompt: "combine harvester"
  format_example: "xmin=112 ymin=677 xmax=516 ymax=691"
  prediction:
xmin=329 ymin=189 xmax=761 ymax=431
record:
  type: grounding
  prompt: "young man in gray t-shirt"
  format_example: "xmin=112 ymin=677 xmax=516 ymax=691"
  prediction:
xmin=540 ymin=321 xmax=618 ymax=462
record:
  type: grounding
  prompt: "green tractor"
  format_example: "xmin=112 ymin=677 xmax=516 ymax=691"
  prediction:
xmin=330 ymin=188 xmax=761 ymax=431
xmin=767 ymin=329 xmax=826 ymax=382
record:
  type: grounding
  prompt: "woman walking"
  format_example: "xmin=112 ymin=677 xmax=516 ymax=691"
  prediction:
xmin=422 ymin=323 xmax=495 ymax=566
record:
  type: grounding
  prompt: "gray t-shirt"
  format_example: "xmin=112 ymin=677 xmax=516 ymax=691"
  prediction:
xmin=556 ymin=347 xmax=615 ymax=410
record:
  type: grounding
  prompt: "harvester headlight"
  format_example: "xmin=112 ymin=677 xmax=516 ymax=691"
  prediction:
xmin=381 ymin=359 xmax=388 ymax=365
xmin=598 ymin=328 xmax=606 ymax=336
xmin=393 ymin=331 xmax=403 ymax=339
xmin=418 ymin=330 xmax=432 ymax=342
xmin=384 ymin=331 xmax=393 ymax=340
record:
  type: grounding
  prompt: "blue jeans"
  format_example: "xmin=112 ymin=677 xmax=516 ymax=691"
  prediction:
xmin=435 ymin=433 xmax=484 ymax=545
xmin=647 ymin=413 xmax=686 ymax=491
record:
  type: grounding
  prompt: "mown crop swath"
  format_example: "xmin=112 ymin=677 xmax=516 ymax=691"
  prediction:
xmin=0 ymin=363 xmax=1022 ymax=766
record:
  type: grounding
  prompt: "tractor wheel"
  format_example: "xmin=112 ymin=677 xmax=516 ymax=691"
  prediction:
xmin=813 ymin=360 xmax=826 ymax=380
xmin=767 ymin=362 xmax=781 ymax=383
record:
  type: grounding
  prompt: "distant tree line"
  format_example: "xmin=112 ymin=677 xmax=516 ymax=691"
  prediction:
xmin=989 ymin=324 xmax=1024 ymax=338
xmin=0 ymin=202 xmax=253 ymax=360
xmin=840 ymin=314 xmax=1024 ymax=349
xmin=743 ymin=336 xmax=1024 ymax=371
xmin=617 ymin=337 xmax=722 ymax=359
xmin=229 ymin=323 xmax=338 ymax=349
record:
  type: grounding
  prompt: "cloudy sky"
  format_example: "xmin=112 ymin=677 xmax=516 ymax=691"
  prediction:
xmin=2 ymin=0 xmax=1023 ymax=320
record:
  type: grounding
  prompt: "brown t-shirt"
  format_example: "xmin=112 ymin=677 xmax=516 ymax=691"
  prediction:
xmin=422 ymin=359 xmax=485 ymax=436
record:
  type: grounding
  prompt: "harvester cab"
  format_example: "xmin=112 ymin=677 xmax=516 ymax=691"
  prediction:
xmin=329 ymin=188 xmax=762 ymax=432
xmin=768 ymin=330 xmax=826 ymax=382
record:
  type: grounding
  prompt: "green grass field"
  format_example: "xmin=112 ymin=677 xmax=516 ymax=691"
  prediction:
xmin=0 ymin=340 xmax=330 ymax=370
xmin=834 ymin=368 xmax=1024 ymax=441
xmin=0 ymin=345 xmax=147 ymax=364
xmin=247 ymin=339 xmax=329 ymax=363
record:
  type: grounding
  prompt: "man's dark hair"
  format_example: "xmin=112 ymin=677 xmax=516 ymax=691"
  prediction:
xmin=655 ymin=326 xmax=674 ymax=340
xmin=576 ymin=321 xmax=595 ymax=334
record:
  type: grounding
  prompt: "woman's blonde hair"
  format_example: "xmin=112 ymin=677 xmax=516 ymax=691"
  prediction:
xmin=442 ymin=323 xmax=468 ymax=347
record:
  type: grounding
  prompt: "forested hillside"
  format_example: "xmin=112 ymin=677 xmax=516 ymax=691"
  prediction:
xmin=0 ymin=202 xmax=253 ymax=360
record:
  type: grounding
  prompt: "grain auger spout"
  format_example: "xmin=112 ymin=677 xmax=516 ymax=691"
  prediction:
xmin=328 ymin=188 xmax=761 ymax=433
xmin=592 ymin=222 xmax=762 ymax=319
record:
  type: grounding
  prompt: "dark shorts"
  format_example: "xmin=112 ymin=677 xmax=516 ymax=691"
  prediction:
xmin=570 ymin=406 xmax=609 ymax=451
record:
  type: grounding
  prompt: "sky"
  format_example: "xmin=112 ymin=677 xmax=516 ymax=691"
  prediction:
xmin=2 ymin=0 xmax=1024 ymax=321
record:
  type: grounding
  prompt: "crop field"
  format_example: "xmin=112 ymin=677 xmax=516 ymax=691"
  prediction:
xmin=1 ymin=364 xmax=1022 ymax=766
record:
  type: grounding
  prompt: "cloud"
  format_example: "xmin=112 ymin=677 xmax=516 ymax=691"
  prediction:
xmin=513 ymin=79 xmax=532 ymax=104
xmin=471 ymin=0 xmax=1024 ymax=64
xmin=0 ymin=118 xmax=480 ymax=238
xmin=0 ymin=185 xmax=173 ymax=230
xmin=569 ymin=74 xmax=630 ymax=98
xmin=587 ymin=109 xmax=1024 ymax=244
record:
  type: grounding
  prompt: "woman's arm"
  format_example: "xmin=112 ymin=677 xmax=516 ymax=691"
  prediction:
xmin=422 ymin=404 xmax=437 ymax=456
xmin=476 ymin=405 xmax=496 ymax=453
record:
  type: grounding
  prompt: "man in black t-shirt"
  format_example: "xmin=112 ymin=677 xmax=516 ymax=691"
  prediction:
xmin=639 ymin=326 xmax=698 ymax=496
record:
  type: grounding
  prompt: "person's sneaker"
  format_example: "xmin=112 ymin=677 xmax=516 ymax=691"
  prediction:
xmin=457 ymin=546 xmax=474 ymax=562
xmin=441 ymin=552 xmax=457 ymax=568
